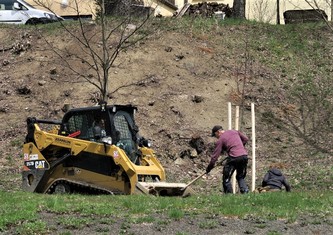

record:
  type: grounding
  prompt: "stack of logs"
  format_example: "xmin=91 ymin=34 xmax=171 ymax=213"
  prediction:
xmin=183 ymin=2 xmax=232 ymax=18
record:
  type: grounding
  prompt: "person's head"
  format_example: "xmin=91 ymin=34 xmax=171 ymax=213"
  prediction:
xmin=211 ymin=125 xmax=223 ymax=138
xmin=94 ymin=117 xmax=105 ymax=128
xmin=269 ymin=162 xmax=285 ymax=170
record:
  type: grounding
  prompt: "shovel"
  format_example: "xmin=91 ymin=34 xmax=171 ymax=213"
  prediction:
xmin=182 ymin=157 xmax=228 ymax=190
xmin=181 ymin=157 xmax=229 ymax=196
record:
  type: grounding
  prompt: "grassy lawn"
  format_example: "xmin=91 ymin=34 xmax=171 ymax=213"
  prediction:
xmin=0 ymin=190 xmax=332 ymax=233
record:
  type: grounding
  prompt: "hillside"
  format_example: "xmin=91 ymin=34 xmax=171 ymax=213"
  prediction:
xmin=0 ymin=19 xmax=332 ymax=194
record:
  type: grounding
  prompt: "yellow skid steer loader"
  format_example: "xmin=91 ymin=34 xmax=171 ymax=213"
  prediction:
xmin=22 ymin=104 xmax=193 ymax=196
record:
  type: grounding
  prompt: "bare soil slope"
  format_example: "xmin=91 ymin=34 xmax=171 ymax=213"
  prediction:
xmin=0 ymin=23 xmax=242 ymax=190
xmin=1 ymin=22 xmax=332 ymax=193
xmin=1 ymin=21 xmax=333 ymax=235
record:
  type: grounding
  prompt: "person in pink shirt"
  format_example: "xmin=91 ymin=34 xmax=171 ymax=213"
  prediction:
xmin=206 ymin=125 xmax=249 ymax=194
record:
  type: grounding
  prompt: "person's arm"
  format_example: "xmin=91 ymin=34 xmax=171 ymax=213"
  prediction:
xmin=262 ymin=172 xmax=269 ymax=187
xmin=206 ymin=139 xmax=223 ymax=173
xmin=238 ymin=131 xmax=249 ymax=145
xmin=282 ymin=177 xmax=291 ymax=192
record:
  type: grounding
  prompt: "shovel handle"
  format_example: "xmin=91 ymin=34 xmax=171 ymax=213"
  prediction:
xmin=182 ymin=158 xmax=229 ymax=191
xmin=183 ymin=171 xmax=206 ymax=189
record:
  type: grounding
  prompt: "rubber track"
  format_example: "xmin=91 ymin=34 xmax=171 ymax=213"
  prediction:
xmin=48 ymin=179 xmax=125 ymax=195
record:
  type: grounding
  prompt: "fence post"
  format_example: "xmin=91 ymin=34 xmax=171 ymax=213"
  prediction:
xmin=233 ymin=105 xmax=240 ymax=193
xmin=251 ymin=103 xmax=256 ymax=192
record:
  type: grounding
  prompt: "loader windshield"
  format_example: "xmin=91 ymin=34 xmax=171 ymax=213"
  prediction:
xmin=63 ymin=110 xmax=110 ymax=141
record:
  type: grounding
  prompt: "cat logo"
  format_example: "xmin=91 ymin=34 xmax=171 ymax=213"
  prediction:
xmin=24 ymin=160 xmax=50 ymax=170
xmin=35 ymin=160 xmax=46 ymax=169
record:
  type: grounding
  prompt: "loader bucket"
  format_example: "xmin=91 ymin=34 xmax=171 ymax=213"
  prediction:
xmin=136 ymin=182 xmax=195 ymax=197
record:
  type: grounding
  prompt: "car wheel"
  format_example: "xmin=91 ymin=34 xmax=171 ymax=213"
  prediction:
xmin=26 ymin=18 xmax=41 ymax=25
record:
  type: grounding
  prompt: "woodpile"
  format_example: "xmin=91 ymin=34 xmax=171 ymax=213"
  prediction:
xmin=178 ymin=2 xmax=232 ymax=18
xmin=283 ymin=9 xmax=327 ymax=24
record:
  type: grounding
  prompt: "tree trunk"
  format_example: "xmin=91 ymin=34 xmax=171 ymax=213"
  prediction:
xmin=101 ymin=0 xmax=109 ymax=103
xmin=276 ymin=0 xmax=280 ymax=24
xmin=232 ymin=0 xmax=246 ymax=19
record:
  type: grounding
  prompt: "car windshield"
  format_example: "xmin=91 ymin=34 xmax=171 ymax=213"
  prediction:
xmin=19 ymin=0 xmax=35 ymax=9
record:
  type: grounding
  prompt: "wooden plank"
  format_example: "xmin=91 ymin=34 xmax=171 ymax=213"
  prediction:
xmin=176 ymin=3 xmax=191 ymax=18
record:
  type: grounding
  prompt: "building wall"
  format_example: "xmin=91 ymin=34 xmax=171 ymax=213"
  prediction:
xmin=26 ymin=0 xmax=332 ymax=24
xmin=148 ymin=1 xmax=176 ymax=16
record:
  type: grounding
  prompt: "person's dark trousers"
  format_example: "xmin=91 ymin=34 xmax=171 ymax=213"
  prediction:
xmin=222 ymin=155 xmax=249 ymax=193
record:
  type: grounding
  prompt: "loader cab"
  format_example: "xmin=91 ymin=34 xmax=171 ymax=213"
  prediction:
xmin=60 ymin=107 xmax=111 ymax=141
xmin=60 ymin=105 xmax=140 ymax=163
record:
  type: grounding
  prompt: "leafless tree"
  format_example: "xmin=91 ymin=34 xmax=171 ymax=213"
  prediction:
xmin=251 ymin=0 xmax=275 ymax=23
xmin=33 ymin=0 xmax=154 ymax=103
xmin=272 ymin=76 xmax=333 ymax=154
xmin=234 ymin=24 xmax=333 ymax=154
xmin=305 ymin=0 xmax=333 ymax=31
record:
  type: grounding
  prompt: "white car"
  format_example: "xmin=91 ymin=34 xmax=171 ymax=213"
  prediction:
xmin=0 ymin=0 xmax=63 ymax=24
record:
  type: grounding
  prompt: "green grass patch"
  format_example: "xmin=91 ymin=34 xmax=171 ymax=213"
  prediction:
xmin=15 ymin=220 xmax=49 ymax=235
xmin=0 ymin=192 xmax=39 ymax=231
xmin=198 ymin=219 xmax=219 ymax=229
xmin=168 ymin=208 xmax=184 ymax=220
xmin=1 ymin=190 xmax=331 ymax=232
xmin=57 ymin=216 xmax=91 ymax=229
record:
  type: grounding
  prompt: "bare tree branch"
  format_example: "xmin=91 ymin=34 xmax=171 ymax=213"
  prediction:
xmin=32 ymin=0 xmax=156 ymax=102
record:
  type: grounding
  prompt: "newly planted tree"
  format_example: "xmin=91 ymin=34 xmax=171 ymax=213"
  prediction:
xmin=33 ymin=0 xmax=154 ymax=103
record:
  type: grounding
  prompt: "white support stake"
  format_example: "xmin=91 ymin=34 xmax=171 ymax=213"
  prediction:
xmin=251 ymin=103 xmax=256 ymax=192
xmin=234 ymin=106 xmax=239 ymax=130
xmin=227 ymin=103 xmax=236 ymax=193
xmin=232 ymin=106 xmax=240 ymax=193
xmin=228 ymin=102 xmax=232 ymax=130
